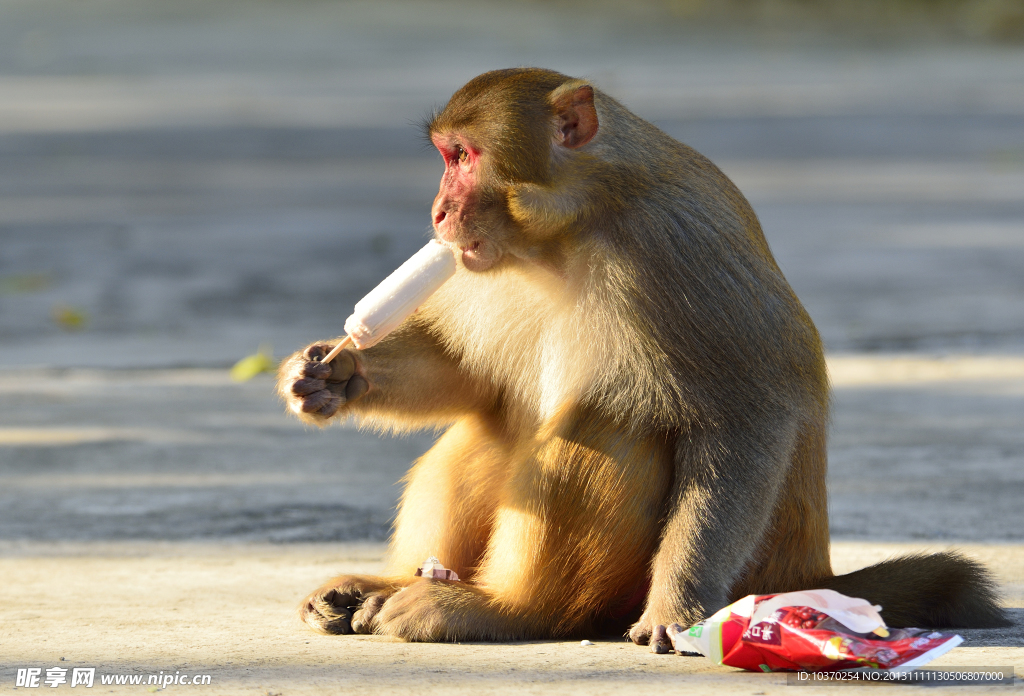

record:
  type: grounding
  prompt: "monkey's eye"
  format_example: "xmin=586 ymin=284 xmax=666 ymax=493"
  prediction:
xmin=457 ymin=146 xmax=469 ymax=164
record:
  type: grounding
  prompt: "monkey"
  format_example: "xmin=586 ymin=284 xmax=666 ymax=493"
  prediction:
xmin=277 ymin=68 xmax=1008 ymax=650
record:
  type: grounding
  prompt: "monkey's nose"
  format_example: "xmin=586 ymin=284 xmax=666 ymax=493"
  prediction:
xmin=433 ymin=209 xmax=447 ymax=226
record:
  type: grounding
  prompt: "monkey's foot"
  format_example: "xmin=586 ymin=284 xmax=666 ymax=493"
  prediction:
xmin=372 ymin=579 xmax=532 ymax=642
xmin=629 ymin=616 xmax=669 ymax=653
xmin=300 ymin=575 xmax=403 ymax=635
xmin=372 ymin=579 xmax=460 ymax=642
xmin=630 ymin=609 xmax=704 ymax=655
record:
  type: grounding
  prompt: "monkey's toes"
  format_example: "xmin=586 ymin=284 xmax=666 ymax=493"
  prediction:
xmin=350 ymin=593 xmax=388 ymax=634
xmin=650 ymin=624 xmax=672 ymax=654
xmin=628 ymin=619 xmax=651 ymax=645
xmin=302 ymin=588 xmax=357 ymax=635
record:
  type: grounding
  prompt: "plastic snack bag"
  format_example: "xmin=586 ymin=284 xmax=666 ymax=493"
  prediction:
xmin=668 ymin=589 xmax=963 ymax=673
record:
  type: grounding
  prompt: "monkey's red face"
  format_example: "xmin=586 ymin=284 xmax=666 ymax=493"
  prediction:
xmin=429 ymin=78 xmax=600 ymax=274
xmin=430 ymin=134 xmax=504 ymax=272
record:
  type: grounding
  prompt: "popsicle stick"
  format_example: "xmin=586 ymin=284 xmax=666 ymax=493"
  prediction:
xmin=320 ymin=335 xmax=353 ymax=364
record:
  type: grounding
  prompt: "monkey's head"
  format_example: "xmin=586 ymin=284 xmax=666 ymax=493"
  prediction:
xmin=427 ymin=68 xmax=602 ymax=273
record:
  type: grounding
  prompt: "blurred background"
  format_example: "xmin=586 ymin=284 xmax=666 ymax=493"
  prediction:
xmin=0 ymin=0 xmax=1022 ymax=545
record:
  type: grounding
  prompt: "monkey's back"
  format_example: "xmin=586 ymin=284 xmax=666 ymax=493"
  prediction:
xmin=587 ymin=93 xmax=829 ymax=433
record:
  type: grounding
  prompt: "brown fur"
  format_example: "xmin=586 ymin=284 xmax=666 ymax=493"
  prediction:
xmin=278 ymin=68 xmax=1008 ymax=644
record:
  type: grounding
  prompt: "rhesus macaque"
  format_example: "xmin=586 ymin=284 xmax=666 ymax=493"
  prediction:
xmin=278 ymin=68 xmax=1007 ymax=649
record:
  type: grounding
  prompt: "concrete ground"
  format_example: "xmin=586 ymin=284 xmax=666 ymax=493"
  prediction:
xmin=1 ymin=0 xmax=1023 ymax=693
xmin=0 ymin=541 xmax=1021 ymax=695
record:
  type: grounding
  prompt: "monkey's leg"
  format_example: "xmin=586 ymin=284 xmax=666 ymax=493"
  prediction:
xmin=730 ymin=418 xmax=831 ymax=598
xmin=386 ymin=414 xmax=510 ymax=578
xmin=372 ymin=411 xmax=673 ymax=641
xmin=300 ymin=414 xmax=508 ymax=635
xmin=628 ymin=416 xmax=802 ymax=650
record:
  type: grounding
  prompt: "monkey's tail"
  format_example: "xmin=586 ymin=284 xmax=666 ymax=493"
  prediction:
xmin=812 ymin=551 xmax=1010 ymax=628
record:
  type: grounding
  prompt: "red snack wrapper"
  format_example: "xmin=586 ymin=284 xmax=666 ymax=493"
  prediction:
xmin=668 ymin=589 xmax=963 ymax=673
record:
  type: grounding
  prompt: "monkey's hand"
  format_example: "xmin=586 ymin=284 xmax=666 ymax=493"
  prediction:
xmin=277 ymin=342 xmax=369 ymax=423
xmin=300 ymin=574 xmax=408 ymax=635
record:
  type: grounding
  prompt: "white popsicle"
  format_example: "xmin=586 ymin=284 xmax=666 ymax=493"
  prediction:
xmin=320 ymin=240 xmax=456 ymax=363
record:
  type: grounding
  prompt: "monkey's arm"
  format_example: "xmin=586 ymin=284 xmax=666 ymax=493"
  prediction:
xmin=277 ymin=318 xmax=495 ymax=430
xmin=630 ymin=414 xmax=799 ymax=648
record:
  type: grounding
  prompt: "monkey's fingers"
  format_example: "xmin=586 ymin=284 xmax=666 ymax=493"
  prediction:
xmin=299 ymin=376 xmax=368 ymax=417
xmin=301 ymin=360 xmax=333 ymax=380
xmin=303 ymin=343 xmax=329 ymax=360
xmin=292 ymin=378 xmax=326 ymax=396
xmin=300 ymin=389 xmax=337 ymax=414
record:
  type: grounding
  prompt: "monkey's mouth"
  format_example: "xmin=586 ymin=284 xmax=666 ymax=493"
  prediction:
xmin=459 ymin=239 xmax=494 ymax=271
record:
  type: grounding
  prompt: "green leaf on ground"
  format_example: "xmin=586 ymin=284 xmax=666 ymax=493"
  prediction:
xmin=231 ymin=344 xmax=277 ymax=382
xmin=52 ymin=304 xmax=87 ymax=330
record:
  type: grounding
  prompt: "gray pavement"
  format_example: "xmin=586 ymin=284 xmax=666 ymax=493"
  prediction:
xmin=0 ymin=0 xmax=1021 ymax=544
xmin=1 ymin=362 xmax=1022 ymax=544
xmin=0 ymin=1 xmax=1023 ymax=691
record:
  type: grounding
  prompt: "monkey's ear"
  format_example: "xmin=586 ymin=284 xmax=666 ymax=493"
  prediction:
xmin=551 ymin=84 xmax=598 ymax=149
